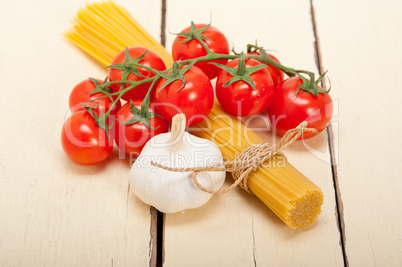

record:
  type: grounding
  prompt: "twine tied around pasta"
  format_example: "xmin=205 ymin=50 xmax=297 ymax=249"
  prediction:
xmin=150 ymin=121 xmax=317 ymax=195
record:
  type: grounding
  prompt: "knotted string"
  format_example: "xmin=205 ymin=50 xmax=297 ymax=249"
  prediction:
xmin=150 ymin=121 xmax=317 ymax=195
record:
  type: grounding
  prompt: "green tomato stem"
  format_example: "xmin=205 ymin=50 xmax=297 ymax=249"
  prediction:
xmin=102 ymin=77 xmax=154 ymax=119
xmin=246 ymin=54 xmax=297 ymax=77
xmin=139 ymin=76 xmax=159 ymax=117
xmin=196 ymin=37 xmax=213 ymax=54
xmin=97 ymin=41 xmax=328 ymax=126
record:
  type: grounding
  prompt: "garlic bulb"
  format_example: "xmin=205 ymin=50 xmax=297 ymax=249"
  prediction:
xmin=129 ymin=114 xmax=226 ymax=213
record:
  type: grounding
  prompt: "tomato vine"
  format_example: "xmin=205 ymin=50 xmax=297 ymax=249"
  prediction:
xmin=85 ymin=22 xmax=330 ymax=133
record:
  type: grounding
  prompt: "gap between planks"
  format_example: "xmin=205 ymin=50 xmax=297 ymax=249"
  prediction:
xmin=149 ymin=207 xmax=158 ymax=267
xmin=149 ymin=207 xmax=164 ymax=267
xmin=310 ymin=0 xmax=348 ymax=266
xmin=149 ymin=1 xmax=167 ymax=267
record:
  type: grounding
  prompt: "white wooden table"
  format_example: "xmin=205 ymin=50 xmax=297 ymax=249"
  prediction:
xmin=1 ymin=0 xmax=401 ymax=266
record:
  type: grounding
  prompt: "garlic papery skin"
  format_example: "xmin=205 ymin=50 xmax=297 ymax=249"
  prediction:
xmin=129 ymin=114 xmax=225 ymax=213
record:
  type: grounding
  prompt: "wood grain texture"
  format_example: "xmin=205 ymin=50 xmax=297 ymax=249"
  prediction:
xmin=163 ymin=0 xmax=343 ymax=266
xmin=313 ymin=0 xmax=402 ymax=266
xmin=4 ymin=0 xmax=401 ymax=266
xmin=0 ymin=0 xmax=162 ymax=266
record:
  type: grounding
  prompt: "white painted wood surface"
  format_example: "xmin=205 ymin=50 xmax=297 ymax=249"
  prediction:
xmin=1 ymin=0 xmax=401 ymax=266
xmin=314 ymin=0 xmax=402 ymax=266
xmin=0 ymin=0 xmax=162 ymax=266
xmin=164 ymin=0 xmax=343 ymax=266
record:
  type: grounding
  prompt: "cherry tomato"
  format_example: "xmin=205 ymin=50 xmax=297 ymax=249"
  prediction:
xmin=172 ymin=24 xmax=229 ymax=80
xmin=113 ymin=100 xmax=169 ymax=157
xmin=69 ymin=79 xmax=121 ymax=116
xmin=267 ymin=77 xmax=333 ymax=139
xmin=154 ymin=66 xmax=214 ymax=126
xmin=108 ymin=46 xmax=166 ymax=101
xmin=215 ymin=58 xmax=275 ymax=117
xmin=61 ymin=110 xmax=114 ymax=165
xmin=249 ymin=52 xmax=284 ymax=87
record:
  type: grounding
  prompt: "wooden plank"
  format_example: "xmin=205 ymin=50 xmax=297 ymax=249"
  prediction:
xmin=163 ymin=0 xmax=343 ymax=266
xmin=313 ymin=0 xmax=402 ymax=266
xmin=0 ymin=0 xmax=163 ymax=266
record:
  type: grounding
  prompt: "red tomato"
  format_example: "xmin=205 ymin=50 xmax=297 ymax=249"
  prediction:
xmin=61 ymin=110 xmax=114 ymax=165
xmin=154 ymin=66 xmax=214 ymax=126
xmin=215 ymin=58 xmax=275 ymax=117
xmin=69 ymin=79 xmax=121 ymax=116
xmin=108 ymin=46 xmax=166 ymax=101
xmin=249 ymin=52 xmax=284 ymax=87
xmin=267 ymin=77 xmax=333 ymax=139
xmin=113 ymin=100 xmax=169 ymax=157
xmin=172 ymin=24 xmax=229 ymax=80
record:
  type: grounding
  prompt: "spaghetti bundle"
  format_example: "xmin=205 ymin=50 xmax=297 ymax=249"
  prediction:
xmin=64 ymin=0 xmax=173 ymax=67
xmin=195 ymin=104 xmax=323 ymax=228
xmin=65 ymin=0 xmax=323 ymax=228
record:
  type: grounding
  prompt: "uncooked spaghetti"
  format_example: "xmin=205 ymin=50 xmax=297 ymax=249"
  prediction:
xmin=64 ymin=0 xmax=173 ymax=67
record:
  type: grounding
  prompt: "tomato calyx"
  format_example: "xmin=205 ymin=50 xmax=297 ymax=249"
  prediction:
xmin=88 ymin=77 xmax=112 ymax=96
xmin=118 ymin=100 xmax=160 ymax=129
xmin=156 ymin=61 xmax=198 ymax=94
xmin=86 ymin=77 xmax=117 ymax=104
xmin=106 ymin=47 xmax=149 ymax=89
xmin=118 ymin=78 xmax=161 ymax=130
xmin=172 ymin=21 xmax=217 ymax=57
xmin=174 ymin=21 xmax=212 ymax=46
xmin=295 ymin=70 xmax=331 ymax=96
xmin=211 ymin=53 xmax=267 ymax=93
xmin=81 ymin=103 xmax=113 ymax=139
